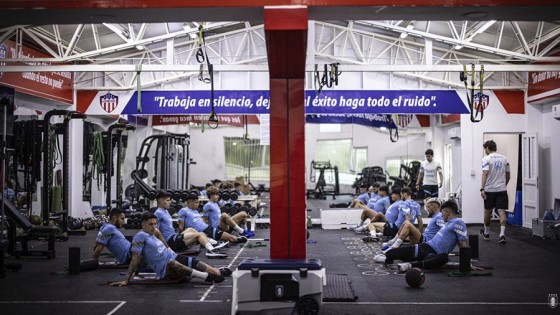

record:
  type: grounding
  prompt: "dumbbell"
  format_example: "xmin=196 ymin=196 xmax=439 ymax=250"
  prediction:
xmin=230 ymin=203 xmax=240 ymax=215
xmin=229 ymin=190 xmax=239 ymax=201
xmin=221 ymin=204 xmax=232 ymax=214
xmin=220 ymin=190 xmax=231 ymax=201
xmin=247 ymin=206 xmax=258 ymax=217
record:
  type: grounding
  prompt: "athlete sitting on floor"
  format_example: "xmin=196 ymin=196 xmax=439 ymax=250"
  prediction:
xmin=353 ymin=187 xmax=402 ymax=237
xmin=153 ymin=190 xmax=228 ymax=258
xmin=352 ymin=186 xmax=391 ymax=233
xmin=178 ymin=194 xmax=249 ymax=244
xmin=110 ymin=212 xmax=228 ymax=286
xmin=93 ymin=208 xmax=132 ymax=264
xmin=203 ymin=186 xmax=254 ymax=238
xmin=381 ymin=197 xmax=444 ymax=252
xmin=374 ymin=200 xmax=468 ymax=273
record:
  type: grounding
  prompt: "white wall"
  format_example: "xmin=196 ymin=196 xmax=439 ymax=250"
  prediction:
xmin=528 ymin=102 xmax=560 ymax=215
xmin=460 ymin=92 xmax=526 ymax=224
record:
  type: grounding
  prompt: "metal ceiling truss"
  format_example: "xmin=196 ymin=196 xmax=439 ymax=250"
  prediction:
xmin=1 ymin=20 xmax=560 ymax=91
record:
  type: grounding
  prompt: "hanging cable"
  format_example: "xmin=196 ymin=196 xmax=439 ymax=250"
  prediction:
xmin=195 ymin=23 xmax=218 ymax=129
xmin=91 ymin=131 xmax=105 ymax=190
xmin=314 ymin=63 xmax=341 ymax=94
xmin=387 ymin=115 xmax=399 ymax=142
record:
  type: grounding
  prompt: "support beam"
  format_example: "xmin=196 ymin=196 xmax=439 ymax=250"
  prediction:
xmin=265 ymin=6 xmax=307 ymax=260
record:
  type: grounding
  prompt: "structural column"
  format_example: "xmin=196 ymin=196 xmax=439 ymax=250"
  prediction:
xmin=265 ymin=6 xmax=308 ymax=259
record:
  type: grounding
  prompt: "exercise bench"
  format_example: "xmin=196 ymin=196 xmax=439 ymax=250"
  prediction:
xmin=2 ymin=196 xmax=57 ymax=259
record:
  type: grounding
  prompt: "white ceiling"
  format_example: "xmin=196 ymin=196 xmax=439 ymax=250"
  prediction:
xmin=1 ymin=6 xmax=559 ymax=91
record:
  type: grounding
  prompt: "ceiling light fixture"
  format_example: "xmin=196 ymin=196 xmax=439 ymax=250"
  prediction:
xmin=135 ymin=45 xmax=145 ymax=50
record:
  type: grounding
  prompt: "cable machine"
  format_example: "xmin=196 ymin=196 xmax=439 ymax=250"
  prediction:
xmin=131 ymin=133 xmax=191 ymax=203
xmin=306 ymin=160 xmax=340 ymax=200
xmin=41 ymin=110 xmax=86 ymax=232
xmin=105 ymin=120 xmax=135 ymax=211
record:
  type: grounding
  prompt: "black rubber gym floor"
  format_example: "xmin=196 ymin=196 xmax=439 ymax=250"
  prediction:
xmin=1 ymin=203 xmax=559 ymax=314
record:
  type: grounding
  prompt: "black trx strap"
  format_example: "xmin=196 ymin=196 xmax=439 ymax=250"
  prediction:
xmin=314 ymin=63 xmax=341 ymax=93
xmin=461 ymin=64 xmax=486 ymax=123
xmin=196 ymin=24 xmax=218 ymax=129
xmin=387 ymin=115 xmax=399 ymax=143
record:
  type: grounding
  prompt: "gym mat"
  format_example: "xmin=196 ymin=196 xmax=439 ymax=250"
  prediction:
xmin=323 ymin=274 xmax=358 ymax=302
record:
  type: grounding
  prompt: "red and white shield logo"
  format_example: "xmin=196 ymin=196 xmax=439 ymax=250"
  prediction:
xmin=100 ymin=92 xmax=119 ymax=113
xmin=473 ymin=92 xmax=489 ymax=111
xmin=397 ymin=114 xmax=413 ymax=128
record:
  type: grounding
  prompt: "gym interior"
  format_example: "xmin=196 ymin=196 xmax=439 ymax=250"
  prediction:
xmin=1 ymin=1 xmax=560 ymax=314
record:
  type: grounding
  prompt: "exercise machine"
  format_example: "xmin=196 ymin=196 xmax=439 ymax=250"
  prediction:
xmin=306 ymin=160 xmax=340 ymax=200
xmin=41 ymin=110 xmax=86 ymax=233
xmin=388 ymin=160 xmax=421 ymax=197
xmin=105 ymin=120 xmax=135 ymax=211
xmin=131 ymin=133 xmax=192 ymax=203
xmin=352 ymin=166 xmax=387 ymax=194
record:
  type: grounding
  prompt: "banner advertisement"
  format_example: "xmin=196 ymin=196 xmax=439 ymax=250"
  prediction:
xmin=0 ymin=40 xmax=73 ymax=104
xmin=79 ymin=90 xmax=469 ymax=115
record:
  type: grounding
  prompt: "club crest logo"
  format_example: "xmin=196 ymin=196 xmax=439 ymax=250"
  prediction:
xmin=397 ymin=114 xmax=413 ymax=128
xmin=473 ymin=92 xmax=489 ymax=111
xmin=275 ymin=285 xmax=285 ymax=298
xmin=549 ymin=294 xmax=558 ymax=309
xmin=100 ymin=92 xmax=118 ymax=113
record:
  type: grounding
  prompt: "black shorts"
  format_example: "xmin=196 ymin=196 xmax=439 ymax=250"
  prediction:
xmin=383 ymin=222 xmax=399 ymax=238
xmin=167 ymin=234 xmax=188 ymax=252
xmin=484 ymin=191 xmax=509 ymax=210
xmin=422 ymin=185 xmax=439 ymax=198
xmin=175 ymin=254 xmax=199 ymax=269
xmin=203 ymin=226 xmax=224 ymax=241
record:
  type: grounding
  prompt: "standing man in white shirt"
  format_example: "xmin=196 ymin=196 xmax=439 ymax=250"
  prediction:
xmin=416 ymin=149 xmax=443 ymax=198
xmin=480 ymin=140 xmax=510 ymax=244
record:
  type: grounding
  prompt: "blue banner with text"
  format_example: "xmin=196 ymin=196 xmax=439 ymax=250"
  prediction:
xmin=120 ymin=90 xmax=468 ymax=115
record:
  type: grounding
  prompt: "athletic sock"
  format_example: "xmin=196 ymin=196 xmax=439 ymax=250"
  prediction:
xmin=369 ymin=230 xmax=376 ymax=236
xmin=190 ymin=269 xmax=208 ymax=279
xmin=500 ymin=225 xmax=506 ymax=237
xmin=391 ymin=238 xmax=403 ymax=249
xmin=234 ymin=225 xmax=244 ymax=233
xmin=205 ymin=243 xmax=215 ymax=251
xmin=388 ymin=236 xmax=398 ymax=245
xmin=208 ymin=238 xmax=218 ymax=245
xmin=484 ymin=226 xmax=490 ymax=235
xmin=363 ymin=218 xmax=371 ymax=225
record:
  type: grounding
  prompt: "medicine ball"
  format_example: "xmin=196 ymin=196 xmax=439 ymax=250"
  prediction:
xmin=405 ymin=267 xmax=425 ymax=288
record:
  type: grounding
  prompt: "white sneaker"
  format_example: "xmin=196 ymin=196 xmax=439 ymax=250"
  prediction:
xmin=398 ymin=262 xmax=412 ymax=273
xmin=354 ymin=225 xmax=367 ymax=233
xmin=373 ymin=254 xmax=386 ymax=263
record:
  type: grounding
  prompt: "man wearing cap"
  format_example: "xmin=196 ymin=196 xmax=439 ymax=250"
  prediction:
xmin=480 ymin=139 xmax=510 ymax=244
xmin=381 ymin=197 xmax=444 ymax=252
